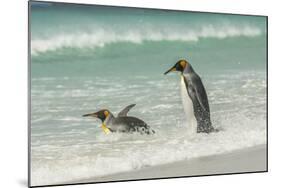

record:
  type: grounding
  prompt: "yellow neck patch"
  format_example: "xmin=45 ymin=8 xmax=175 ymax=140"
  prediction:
xmin=101 ymin=123 xmax=111 ymax=134
xmin=180 ymin=60 xmax=187 ymax=69
xmin=104 ymin=110 xmax=109 ymax=117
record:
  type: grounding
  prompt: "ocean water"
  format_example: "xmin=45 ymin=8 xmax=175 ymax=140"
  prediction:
xmin=30 ymin=2 xmax=267 ymax=186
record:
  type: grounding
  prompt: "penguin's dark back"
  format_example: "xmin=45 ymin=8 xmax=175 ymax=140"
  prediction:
xmin=113 ymin=116 xmax=148 ymax=127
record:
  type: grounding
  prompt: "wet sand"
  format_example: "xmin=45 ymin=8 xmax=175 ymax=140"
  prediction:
xmin=71 ymin=144 xmax=267 ymax=184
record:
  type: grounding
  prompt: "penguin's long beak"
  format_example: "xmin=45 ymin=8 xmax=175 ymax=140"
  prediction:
xmin=164 ymin=66 xmax=176 ymax=75
xmin=82 ymin=112 xmax=98 ymax=118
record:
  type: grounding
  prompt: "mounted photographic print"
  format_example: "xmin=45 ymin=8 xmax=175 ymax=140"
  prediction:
xmin=29 ymin=1 xmax=268 ymax=187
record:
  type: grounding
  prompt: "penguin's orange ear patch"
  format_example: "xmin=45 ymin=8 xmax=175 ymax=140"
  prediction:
xmin=104 ymin=111 xmax=109 ymax=117
xmin=180 ymin=60 xmax=187 ymax=69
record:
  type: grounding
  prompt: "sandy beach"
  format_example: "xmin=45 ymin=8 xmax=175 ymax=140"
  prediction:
xmin=68 ymin=144 xmax=266 ymax=184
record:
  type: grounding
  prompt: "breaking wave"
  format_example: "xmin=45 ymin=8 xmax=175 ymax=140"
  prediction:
xmin=31 ymin=25 xmax=262 ymax=56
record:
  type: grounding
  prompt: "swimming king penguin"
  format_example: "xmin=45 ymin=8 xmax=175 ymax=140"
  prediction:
xmin=83 ymin=104 xmax=155 ymax=135
xmin=164 ymin=59 xmax=215 ymax=133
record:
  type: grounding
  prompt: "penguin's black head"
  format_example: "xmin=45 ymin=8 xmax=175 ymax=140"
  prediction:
xmin=83 ymin=109 xmax=111 ymax=122
xmin=164 ymin=59 xmax=191 ymax=75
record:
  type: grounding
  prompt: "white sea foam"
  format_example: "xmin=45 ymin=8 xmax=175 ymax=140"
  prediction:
xmin=31 ymin=113 xmax=266 ymax=186
xmin=31 ymin=25 xmax=262 ymax=55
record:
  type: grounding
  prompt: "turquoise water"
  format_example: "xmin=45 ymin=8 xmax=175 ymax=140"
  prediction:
xmin=30 ymin=2 xmax=267 ymax=186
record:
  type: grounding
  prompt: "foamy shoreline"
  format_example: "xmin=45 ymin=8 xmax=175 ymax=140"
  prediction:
xmin=63 ymin=144 xmax=266 ymax=185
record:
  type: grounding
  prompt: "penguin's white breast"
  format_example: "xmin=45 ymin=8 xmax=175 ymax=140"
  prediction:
xmin=180 ymin=76 xmax=197 ymax=133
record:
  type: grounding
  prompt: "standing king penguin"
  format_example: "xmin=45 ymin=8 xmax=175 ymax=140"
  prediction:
xmin=164 ymin=59 xmax=215 ymax=133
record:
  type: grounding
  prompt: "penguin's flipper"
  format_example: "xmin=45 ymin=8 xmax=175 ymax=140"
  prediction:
xmin=118 ymin=104 xmax=136 ymax=117
xmin=184 ymin=78 xmax=209 ymax=113
xmin=186 ymin=83 xmax=198 ymax=103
